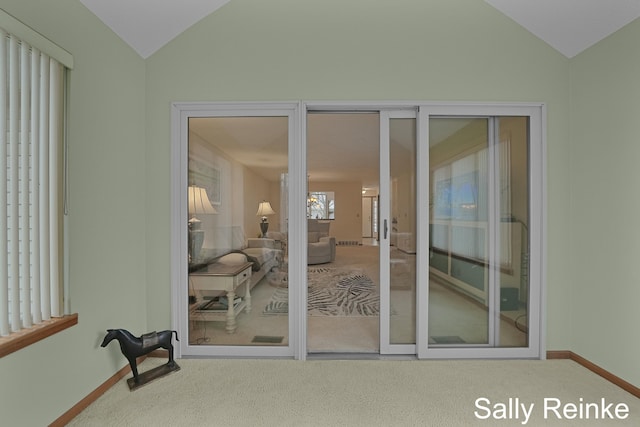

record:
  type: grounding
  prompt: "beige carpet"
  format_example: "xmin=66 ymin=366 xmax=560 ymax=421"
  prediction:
xmin=68 ymin=357 xmax=640 ymax=426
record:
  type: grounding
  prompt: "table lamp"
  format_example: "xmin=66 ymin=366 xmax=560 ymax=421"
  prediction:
xmin=188 ymin=185 xmax=217 ymax=262
xmin=256 ymin=200 xmax=275 ymax=238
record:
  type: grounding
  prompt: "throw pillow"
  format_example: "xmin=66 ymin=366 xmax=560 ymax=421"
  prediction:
xmin=218 ymin=253 xmax=247 ymax=265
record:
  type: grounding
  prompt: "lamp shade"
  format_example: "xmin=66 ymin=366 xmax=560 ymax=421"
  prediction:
xmin=256 ymin=201 xmax=275 ymax=217
xmin=188 ymin=185 xmax=217 ymax=215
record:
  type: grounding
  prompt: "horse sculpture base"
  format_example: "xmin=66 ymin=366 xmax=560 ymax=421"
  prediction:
xmin=127 ymin=361 xmax=181 ymax=391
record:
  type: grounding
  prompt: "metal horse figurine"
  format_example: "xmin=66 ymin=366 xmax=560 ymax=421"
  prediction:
xmin=101 ymin=329 xmax=179 ymax=385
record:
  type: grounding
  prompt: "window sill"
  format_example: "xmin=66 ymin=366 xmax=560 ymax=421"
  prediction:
xmin=0 ymin=314 xmax=78 ymax=358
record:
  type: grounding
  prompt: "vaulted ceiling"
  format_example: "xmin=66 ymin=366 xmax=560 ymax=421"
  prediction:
xmin=80 ymin=1 xmax=640 ymax=189
xmin=80 ymin=0 xmax=640 ymax=59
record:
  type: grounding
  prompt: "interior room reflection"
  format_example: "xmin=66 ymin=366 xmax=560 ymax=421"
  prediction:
xmin=184 ymin=114 xmax=529 ymax=351
xmin=187 ymin=116 xmax=289 ymax=346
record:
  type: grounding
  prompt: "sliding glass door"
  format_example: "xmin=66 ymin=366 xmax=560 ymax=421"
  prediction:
xmin=172 ymin=102 xmax=544 ymax=360
xmin=380 ymin=107 xmax=543 ymax=358
xmin=380 ymin=111 xmax=418 ymax=354
xmin=304 ymin=110 xmax=419 ymax=355
xmin=172 ymin=103 xmax=301 ymax=358
xmin=417 ymin=105 xmax=544 ymax=359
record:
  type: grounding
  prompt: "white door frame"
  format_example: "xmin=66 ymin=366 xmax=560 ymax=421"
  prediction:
xmin=170 ymin=101 xmax=303 ymax=359
xmin=170 ymin=101 xmax=546 ymax=360
xmin=417 ymin=104 xmax=546 ymax=359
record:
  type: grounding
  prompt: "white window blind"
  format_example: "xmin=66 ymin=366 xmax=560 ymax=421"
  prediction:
xmin=0 ymin=23 xmax=66 ymax=336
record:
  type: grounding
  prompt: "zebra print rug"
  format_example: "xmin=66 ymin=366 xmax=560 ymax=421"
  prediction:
xmin=262 ymin=268 xmax=379 ymax=316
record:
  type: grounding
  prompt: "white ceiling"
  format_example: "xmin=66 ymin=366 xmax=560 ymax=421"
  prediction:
xmin=189 ymin=113 xmax=461 ymax=189
xmin=189 ymin=114 xmax=384 ymax=187
xmin=79 ymin=0 xmax=231 ymax=58
xmin=484 ymin=0 xmax=640 ymax=58
xmin=80 ymin=0 xmax=640 ymax=59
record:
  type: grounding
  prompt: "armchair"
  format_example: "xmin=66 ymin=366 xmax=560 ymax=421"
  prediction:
xmin=308 ymin=219 xmax=336 ymax=265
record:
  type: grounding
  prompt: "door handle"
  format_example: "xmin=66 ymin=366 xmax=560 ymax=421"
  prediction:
xmin=384 ymin=219 xmax=388 ymax=239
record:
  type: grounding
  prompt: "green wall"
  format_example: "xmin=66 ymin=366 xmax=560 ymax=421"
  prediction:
xmin=569 ymin=18 xmax=640 ymax=387
xmin=8 ymin=0 xmax=640 ymax=424
xmin=0 ymin=1 xmax=147 ymax=425
xmin=145 ymin=0 xmax=572 ymax=346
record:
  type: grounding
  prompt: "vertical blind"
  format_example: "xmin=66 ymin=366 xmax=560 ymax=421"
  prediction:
xmin=0 ymin=27 xmax=65 ymax=336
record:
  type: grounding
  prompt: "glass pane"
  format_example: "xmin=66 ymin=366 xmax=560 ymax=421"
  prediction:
xmin=187 ymin=116 xmax=289 ymax=346
xmin=389 ymin=118 xmax=417 ymax=345
xmin=428 ymin=117 xmax=529 ymax=348
xmin=497 ymin=117 xmax=529 ymax=347
xmin=429 ymin=118 xmax=490 ymax=345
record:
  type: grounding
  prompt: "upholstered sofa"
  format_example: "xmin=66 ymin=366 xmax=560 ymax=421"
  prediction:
xmin=307 ymin=219 xmax=336 ymax=264
xmin=187 ymin=237 xmax=281 ymax=324
xmin=190 ymin=236 xmax=280 ymax=298
xmin=235 ymin=238 xmax=281 ymax=288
